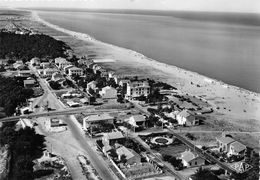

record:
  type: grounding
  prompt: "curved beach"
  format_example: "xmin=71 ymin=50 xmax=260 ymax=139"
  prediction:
xmin=31 ymin=11 xmax=260 ymax=125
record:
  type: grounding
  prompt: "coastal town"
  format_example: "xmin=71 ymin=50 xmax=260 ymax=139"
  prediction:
xmin=0 ymin=9 xmax=259 ymax=180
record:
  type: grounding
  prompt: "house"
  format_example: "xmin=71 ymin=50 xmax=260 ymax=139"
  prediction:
xmin=43 ymin=68 xmax=58 ymax=77
xmin=126 ymin=115 xmax=146 ymax=130
xmin=102 ymin=131 xmax=125 ymax=146
xmin=63 ymin=65 xmax=74 ymax=72
xmin=17 ymin=118 xmax=33 ymax=129
xmin=17 ymin=70 xmax=32 ymax=77
xmin=55 ymin=58 xmax=71 ymax=69
xmin=30 ymin=57 xmax=41 ymax=66
xmin=66 ymin=101 xmax=80 ymax=107
xmin=24 ymin=79 xmax=36 ymax=88
xmin=98 ymin=68 xmax=108 ymax=78
xmin=99 ymin=86 xmax=117 ymax=99
xmin=181 ymin=150 xmax=205 ymax=168
xmin=216 ymin=136 xmax=235 ymax=153
xmin=13 ymin=60 xmax=24 ymax=69
xmin=80 ymin=98 xmax=90 ymax=104
xmin=92 ymin=64 xmax=102 ymax=74
xmin=68 ymin=67 xmax=83 ymax=76
xmin=125 ymin=79 xmax=150 ymax=99
xmin=51 ymin=72 xmax=64 ymax=82
xmin=176 ymin=110 xmax=199 ymax=126
xmin=45 ymin=118 xmax=67 ymax=132
xmin=78 ymin=59 xmax=94 ymax=66
xmin=116 ymin=146 xmax=141 ymax=165
xmin=228 ymin=141 xmax=247 ymax=157
xmin=83 ymin=113 xmax=115 ymax=130
xmin=40 ymin=62 xmax=50 ymax=69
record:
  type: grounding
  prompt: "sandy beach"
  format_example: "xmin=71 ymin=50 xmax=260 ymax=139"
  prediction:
xmin=31 ymin=11 xmax=260 ymax=118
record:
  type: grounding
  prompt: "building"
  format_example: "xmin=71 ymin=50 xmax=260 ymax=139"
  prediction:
xmin=126 ymin=79 xmax=150 ymax=99
xmin=83 ymin=113 xmax=115 ymax=130
xmin=228 ymin=141 xmax=247 ymax=157
xmin=116 ymin=146 xmax=141 ymax=165
xmin=51 ymin=72 xmax=64 ymax=82
xmin=216 ymin=136 xmax=235 ymax=153
xmin=176 ymin=110 xmax=199 ymax=126
xmin=30 ymin=57 xmax=41 ymax=66
xmin=99 ymin=86 xmax=117 ymax=99
xmin=40 ymin=62 xmax=50 ymax=69
xmin=126 ymin=115 xmax=146 ymax=131
xmin=66 ymin=101 xmax=80 ymax=107
xmin=45 ymin=118 xmax=67 ymax=132
xmin=102 ymin=131 xmax=125 ymax=146
xmin=68 ymin=67 xmax=83 ymax=76
xmin=98 ymin=68 xmax=108 ymax=78
xmin=43 ymin=68 xmax=58 ymax=77
xmin=55 ymin=57 xmax=71 ymax=69
xmin=63 ymin=65 xmax=74 ymax=72
xmin=13 ymin=60 xmax=24 ymax=69
xmin=181 ymin=150 xmax=205 ymax=168
xmin=17 ymin=70 xmax=32 ymax=77
xmin=17 ymin=118 xmax=33 ymax=129
xmin=24 ymin=79 xmax=36 ymax=88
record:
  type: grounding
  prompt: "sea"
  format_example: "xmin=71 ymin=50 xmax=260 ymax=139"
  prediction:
xmin=36 ymin=9 xmax=260 ymax=93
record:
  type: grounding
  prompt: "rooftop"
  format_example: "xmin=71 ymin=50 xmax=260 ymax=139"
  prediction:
xmin=230 ymin=141 xmax=247 ymax=152
xmin=116 ymin=146 xmax=136 ymax=160
xmin=130 ymin=115 xmax=146 ymax=122
xmin=181 ymin=150 xmax=196 ymax=162
xmin=103 ymin=131 xmax=124 ymax=140
xmin=84 ymin=113 xmax=114 ymax=122
xmin=216 ymin=136 xmax=235 ymax=145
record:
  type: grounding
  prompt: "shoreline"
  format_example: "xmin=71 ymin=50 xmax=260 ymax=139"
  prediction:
xmin=31 ymin=11 xmax=259 ymax=97
xmin=30 ymin=10 xmax=260 ymax=121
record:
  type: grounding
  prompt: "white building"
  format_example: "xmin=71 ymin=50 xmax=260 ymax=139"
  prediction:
xmin=68 ymin=67 xmax=83 ymax=76
xmin=43 ymin=68 xmax=58 ymax=77
xmin=176 ymin=110 xmax=199 ymax=126
xmin=126 ymin=79 xmax=150 ymax=99
xmin=55 ymin=57 xmax=71 ymax=69
xmin=99 ymin=86 xmax=117 ymax=99
xmin=30 ymin=57 xmax=41 ymax=66
xmin=181 ymin=150 xmax=205 ymax=168
xmin=83 ymin=113 xmax=114 ymax=130
xmin=40 ymin=62 xmax=50 ymax=69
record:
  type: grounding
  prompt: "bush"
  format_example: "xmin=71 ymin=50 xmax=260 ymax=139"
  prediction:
xmin=34 ymin=169 xmax=54 ymax=178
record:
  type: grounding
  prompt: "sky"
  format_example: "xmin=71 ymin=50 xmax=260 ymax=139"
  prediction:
xmin=1 ymin=0 xmax=260 ymax=13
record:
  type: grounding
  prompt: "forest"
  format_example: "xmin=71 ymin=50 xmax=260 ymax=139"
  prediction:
xmin=0 ymin=31 xmax=70 ymax=60
xmin=0 ymin=76 xmax=33 ymax=116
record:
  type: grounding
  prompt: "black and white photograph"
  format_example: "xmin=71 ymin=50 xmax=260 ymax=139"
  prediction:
xmin=0 ymin=0 xmax=259 ymax=179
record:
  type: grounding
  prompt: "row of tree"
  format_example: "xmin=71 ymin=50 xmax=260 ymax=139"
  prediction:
xmin=0 ymin=32 xmax=70 ymax=60
xmin=0 ymin=123 xmax=45 ymax=180
xmin=0 ymin=76 xmax=34 ymax=116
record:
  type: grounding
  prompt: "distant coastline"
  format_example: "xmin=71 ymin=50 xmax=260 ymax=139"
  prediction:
xmin=32 ymin=11 xmax=259 ymax=96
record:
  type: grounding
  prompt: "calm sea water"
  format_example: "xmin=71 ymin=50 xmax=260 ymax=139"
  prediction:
xmin=37 ymin=10 xmax=260 ymax=93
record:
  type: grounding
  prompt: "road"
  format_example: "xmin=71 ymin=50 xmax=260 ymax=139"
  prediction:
xmin=168 ymin=128 xmax=236 ymax=174
xmin=24 ymin=66 xmax=119 ymax=180
xmin=0 ymin=107 xmax=131 ymax=122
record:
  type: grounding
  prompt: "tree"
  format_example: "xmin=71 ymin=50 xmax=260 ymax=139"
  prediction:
xmin=49 ymin=81 xmax=61 ymax=90
xmin=192 ymin=167 xmax=220 ymax=180
xmin=120 ymin=154 xmax=127 ymax=164
xmin=109 ymin=149 xmax=118 ymax=159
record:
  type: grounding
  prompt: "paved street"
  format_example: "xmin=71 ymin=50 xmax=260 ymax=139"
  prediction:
xmin=25 ymin=66 xmax=118 ymax=180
